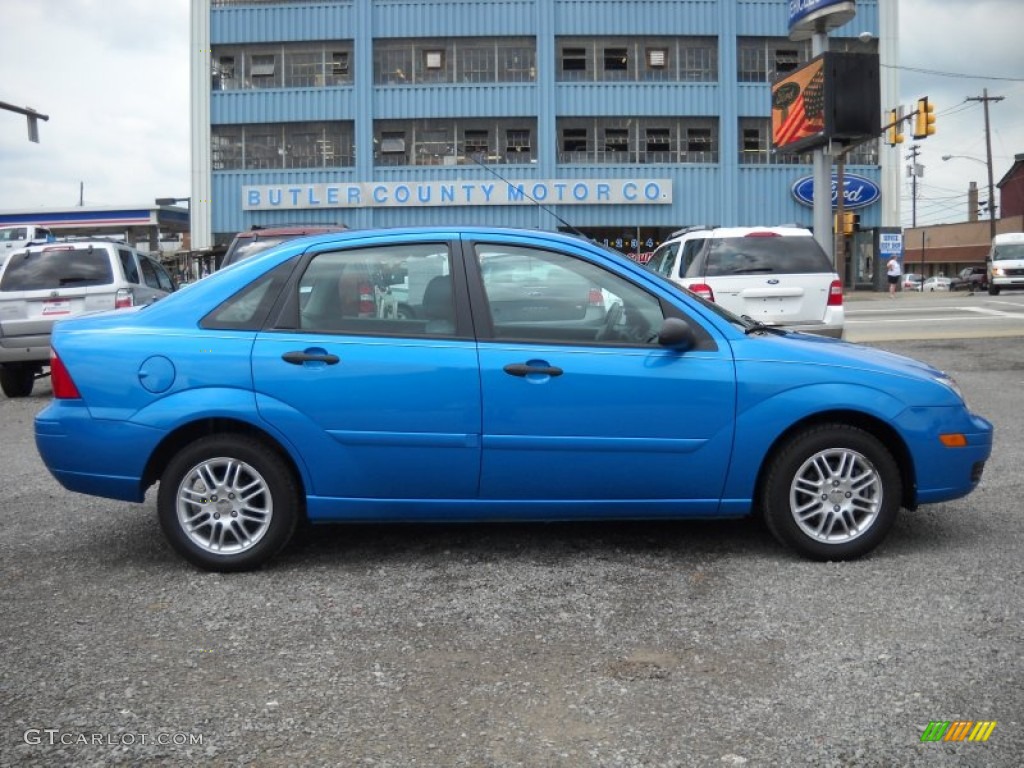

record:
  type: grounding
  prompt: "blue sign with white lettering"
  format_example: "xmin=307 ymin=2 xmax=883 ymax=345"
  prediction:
xmin=791 ymin=173 xmax=880 ymax=211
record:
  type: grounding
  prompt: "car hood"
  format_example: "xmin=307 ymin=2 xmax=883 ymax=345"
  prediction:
xmin=736 ymin=330 xmax=950 ymax=382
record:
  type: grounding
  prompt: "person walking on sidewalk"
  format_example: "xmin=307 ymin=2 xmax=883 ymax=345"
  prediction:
xmin=886 ymin=256 xmax=902 ymax=298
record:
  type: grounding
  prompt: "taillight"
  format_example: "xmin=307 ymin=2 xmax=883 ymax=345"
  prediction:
xmin=115 ymin=287 xmax=134 ymax=309
xmin=357 ymin=281 xmax=375 ymax=316
xmin=587 ymin=287 xmax=604 ymax=306
xmin=687 ymin=283 xmax=715 ymax=302
xmin=50 ymin=349 xmax=81 ymax=399
xmin=828 ymin=279 xmax=844 ymax=307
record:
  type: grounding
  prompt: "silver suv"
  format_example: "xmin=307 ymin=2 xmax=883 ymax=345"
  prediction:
xmin=0 ymin=239 xmax=176 ymax=397
xmin=645 ymin=225 xmax=844 ymax=338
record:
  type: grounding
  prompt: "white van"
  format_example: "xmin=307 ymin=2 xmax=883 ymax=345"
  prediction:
xmin=987 ymin=232 xmax=1024 ymax=295
xmin=0 ymin=225 xmax=55 ymax=261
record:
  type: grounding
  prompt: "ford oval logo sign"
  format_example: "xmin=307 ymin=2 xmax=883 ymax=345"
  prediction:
xmin=791 ymin=173 xmax=881 ymax=210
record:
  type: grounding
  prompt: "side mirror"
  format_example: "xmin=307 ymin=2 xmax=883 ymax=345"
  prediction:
xmin=657 ymin=317 xmax=697 ymax=351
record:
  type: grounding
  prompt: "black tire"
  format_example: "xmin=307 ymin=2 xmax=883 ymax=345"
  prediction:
xmin=988 ymin=285 xmax=999 ymax=295
xmin=0 ymin=363 xmax=35 ymax=398
xmin=157 ymin=435 xmax=301 ymax=572
xmin=761 ymin=424 xmax=901 ymax=561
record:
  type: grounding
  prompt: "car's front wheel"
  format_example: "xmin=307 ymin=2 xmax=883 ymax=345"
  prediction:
xmin=762 ymin=424 xmax=901 ymax=561
xmin=157 ymin=435 xmax=301 ymax=572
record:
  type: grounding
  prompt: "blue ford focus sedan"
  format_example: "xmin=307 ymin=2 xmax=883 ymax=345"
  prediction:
xmin=34 ymin=227 xmax=992 ymax=571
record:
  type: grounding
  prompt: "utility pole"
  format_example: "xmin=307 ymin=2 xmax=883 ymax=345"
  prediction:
xmin=906 ymin=144 xmax=921 ymax=227
xmin=966 ymin=89 xmax=1004 ymax=241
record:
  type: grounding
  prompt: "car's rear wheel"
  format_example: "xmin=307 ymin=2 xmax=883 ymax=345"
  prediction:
xmin=988 ymin=285 xmax=999 ymax=295
xmin=762 ymin=424 xmax=901 ymax=561
xmin=0 ymin=363 xmax=36 ymax=398
xmin=157 ymin=435 xmax=300 ymax=572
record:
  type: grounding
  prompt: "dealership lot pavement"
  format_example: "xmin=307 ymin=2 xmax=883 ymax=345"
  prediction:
xmin=1 ymin=337 xmax=1021 ymax=767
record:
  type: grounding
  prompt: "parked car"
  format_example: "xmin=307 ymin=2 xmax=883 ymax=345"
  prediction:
xmin=644 ymin=225 xmax=844 ymax=337
xmin=34 ymin=227 xmax=992 ymax=571
xmin=0 ymin=224 xmax=55 ymax=260
xmin=0 ymin=239 xmax=176 ymax=397
xmin=950 ymin=266 xmax=988 ymax=292
xmin=986 ymin=232 xmax=1024 ymax=295
xmin=221 ymin=224 xmax=347 ymax=269
xmin=901 ymin=273 xmax=922 ymax=291
xmin=921 ymin=276 xmax=952 ymax=292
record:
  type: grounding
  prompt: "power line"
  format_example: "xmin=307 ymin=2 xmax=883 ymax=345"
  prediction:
xmin=883 ymin=64 xmax=1024 ymax=82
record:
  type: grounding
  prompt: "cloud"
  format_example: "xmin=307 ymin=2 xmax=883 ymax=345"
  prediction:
xmin=0 ymin=0 xmax=189 ymax=209
xmin=1 ymin=0 xmax=1020 ymax=229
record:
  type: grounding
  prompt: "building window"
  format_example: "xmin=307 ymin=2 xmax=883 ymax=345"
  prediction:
xmin=647 ymin=48 xmax=667 ymax=68
xmin=561 ymin=47 xmax=589 ymax=79
xmin=375 ymin=38 xmax=535 ymax=85
xmin=738 ymin=37 xmax=810 ymax=82
xmin=559 ymin=37 xmax=717 ymax=83
xmin=739 ymin=119 xmax=769 ymax=164
xmin=504 ymin=128 xmax=533 ymax=161
xmin=604 ymin=128 xmax=629 ymax=157
xmin=603 ymin=47 xmax=629 ymax=78
xmin=680 ymin=42 xmax=717 ymax=82
xmin=463 ymin=129 xmax=490 ymax=157
xmin=644 ymin=128 xmax=672 ymax=162
xmin=332 ymin=52 xmax=349 ymax=76
xmin=774 ymin=49 xmax=800 ymax=74
xmin=562 ymin=128 xmax=589 ymax=154
xmin=212 ymin=122 xmax=355 ymax=170
xmin=373 ymin=120 xmax=537 ymax=166
xmin=684 ymin=125 xmax=716 ymax=162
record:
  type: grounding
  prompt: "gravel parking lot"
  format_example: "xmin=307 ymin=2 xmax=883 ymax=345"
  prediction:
xmin=2 ymin=338 xmax=1021 ymax=767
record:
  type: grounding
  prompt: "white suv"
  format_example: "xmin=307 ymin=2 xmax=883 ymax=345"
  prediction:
xmin=645 ymin=225 xmax=844 ymax=338
xmin=0 ymin=239 xmax=176 ymax=397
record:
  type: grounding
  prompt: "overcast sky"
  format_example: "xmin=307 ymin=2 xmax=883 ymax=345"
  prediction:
xmin=1 ymin=0 xmax=1021 ymax=229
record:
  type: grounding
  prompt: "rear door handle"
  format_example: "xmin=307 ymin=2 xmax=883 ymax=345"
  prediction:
xmin=282 ymin=350 xmax=340 ymax=365
xmin=503 ymin=363 xmax=563 ymax=377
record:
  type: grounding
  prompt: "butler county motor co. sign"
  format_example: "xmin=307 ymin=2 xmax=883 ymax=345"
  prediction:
xmin=243 ymin=179 xmax=673 ymax=211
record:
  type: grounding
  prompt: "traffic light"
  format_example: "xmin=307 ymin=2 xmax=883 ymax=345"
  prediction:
xmin=834 ymin=211 xmax=858 ymax=235
xmin=913 ymin=97 xmax=936 ymax=139
xmin=887 ymin=108 xmax=904 ymax=146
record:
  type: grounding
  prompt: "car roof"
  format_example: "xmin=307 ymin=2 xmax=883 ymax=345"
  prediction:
xmin=666 ymin=225 xmax=813 ymax=242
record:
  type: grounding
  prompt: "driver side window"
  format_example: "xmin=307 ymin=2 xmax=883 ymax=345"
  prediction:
xmin=475 ymin=243 xmax=663 ymax=345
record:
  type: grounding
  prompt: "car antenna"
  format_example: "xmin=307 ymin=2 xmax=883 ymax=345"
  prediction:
xmin=468 ymin=152 xmax=590 ymax=240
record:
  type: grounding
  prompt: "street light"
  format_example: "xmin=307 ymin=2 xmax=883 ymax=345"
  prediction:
xmin=942 ymin=154 xmax=996 ymax=241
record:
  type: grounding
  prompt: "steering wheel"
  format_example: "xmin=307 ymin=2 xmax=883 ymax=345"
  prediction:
xmin=597 ymin=302 xmax=624 ymax=341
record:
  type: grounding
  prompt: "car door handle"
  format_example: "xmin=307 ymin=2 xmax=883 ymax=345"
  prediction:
xmin=282 ymin=350 xmax=340 ymax=365
xmin=503 ymin=363 xmax=563 ymax=377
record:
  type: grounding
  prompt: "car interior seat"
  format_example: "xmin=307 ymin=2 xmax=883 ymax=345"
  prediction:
xmin=420 ymin=275 xmax=454 ymax=334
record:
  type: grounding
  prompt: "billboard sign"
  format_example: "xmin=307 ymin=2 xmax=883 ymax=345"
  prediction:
xmin=772 ymin=56 xmax=827 ymax=153
xmin=772 ymin=52 xmax=881 ymax=154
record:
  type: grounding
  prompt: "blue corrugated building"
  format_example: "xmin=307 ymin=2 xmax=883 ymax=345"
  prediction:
xmin=191 ymin=0 xmax=898 ymax=262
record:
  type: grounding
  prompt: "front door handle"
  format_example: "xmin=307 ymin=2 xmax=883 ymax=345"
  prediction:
xmin=503 ymin=363 xmax=563 ymax=377
xmin=282 ymin=350 xmax=340 ymax=365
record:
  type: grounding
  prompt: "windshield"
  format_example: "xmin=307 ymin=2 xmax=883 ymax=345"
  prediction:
xmin=992 ymin=243 xmax=1024 ymax=261
xmin=224 ymin=235 xmax=295 ymax=266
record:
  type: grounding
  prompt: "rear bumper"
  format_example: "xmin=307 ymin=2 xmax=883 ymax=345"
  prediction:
xmin=35 ymin=401 xmax=162 ymax=503
xmin=0 ymin=334 xmax=51 ymax=363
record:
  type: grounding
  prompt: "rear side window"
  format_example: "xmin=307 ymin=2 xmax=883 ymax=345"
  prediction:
xmin=703 ymin=236 xmax=832 ymax=277
xmin=0 ymin=247 xmax=114 ymax=291
xmin=119 ymin=249 xmax=141 ymax=283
